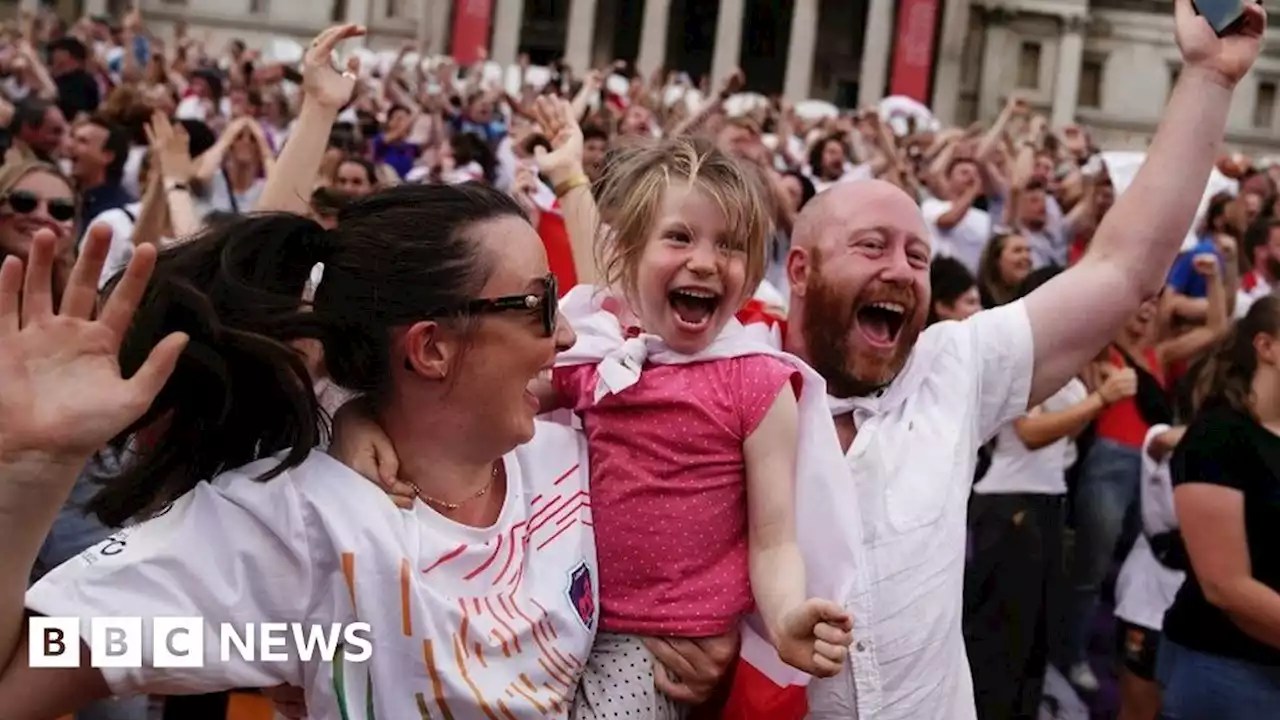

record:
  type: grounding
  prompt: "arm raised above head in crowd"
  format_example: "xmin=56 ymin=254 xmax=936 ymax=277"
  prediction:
xmin=256 ymin=24 xmax=365 ymax=216
xmin=1022 ymin=0 xmax=1265 ymax=407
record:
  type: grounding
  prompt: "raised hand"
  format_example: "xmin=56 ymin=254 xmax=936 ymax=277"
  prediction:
xmin=302 ymin=24 xmax=366 ymax=110
xmin=1098 ymin=366 xmax=1138 ymax=404
xmin=1174 ymin=0 xmax=1265 ymax=88
xmin=531 ymin=95 xmax=585 ymax=186
xmin=1192 ymin=251 xmax=1220 ymax=277
xmin=774 ymin=598 xmax=854 ymax=678
xmin=144 ymin=110 xmax=194 ymax=184
xmin=0 ymin=226 xmax=186 ymax=461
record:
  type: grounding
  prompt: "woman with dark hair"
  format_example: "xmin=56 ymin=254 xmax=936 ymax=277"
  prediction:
xmin=1156 ymin=295 xmax=1280 ymax=717
xmin=964 ymin=266 xmax=1138 ymax=720
xmin=977 ymin=231 xmax=1034 ymax=308
xmin=0 ymin=182 xmax=732 ymax=718
xmin=331 ymin=155 xmax=378 ymax=199
xmin=928 ymin=257 xmax=981 ymax=325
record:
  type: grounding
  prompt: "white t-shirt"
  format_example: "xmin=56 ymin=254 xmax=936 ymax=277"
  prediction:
xmin=920 ymin=198 xmax=992 ymax=275
xmin=27 ymin=422 xmax=597 ymax=719
xmin=1114 ymin=424 xmax=1186 ymax=631
xmin=809 ymin=164 xmax=874 ymax=195
xmin=84 ymin=201 xmax=143 ymax=289
xmin=806 ymin=301 xmax=1035 ymax=719
xmin=973 ymin=378 xmax=1088 ymax=496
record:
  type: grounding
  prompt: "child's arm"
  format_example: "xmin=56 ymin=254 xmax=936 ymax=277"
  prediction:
xmin=330 ymin=398 xmax=415 ymax=508
xmin=744 ymin=387 xmax=853 ymax=678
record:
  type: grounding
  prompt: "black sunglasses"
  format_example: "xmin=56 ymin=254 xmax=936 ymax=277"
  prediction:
xmin=431 ymin=274 xmax=559 ymax=334
xmin=4 ymin=190 xmax=76 ymax=222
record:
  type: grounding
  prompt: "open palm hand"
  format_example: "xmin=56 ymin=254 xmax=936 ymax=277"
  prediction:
xmin=1175 ymin=0 xmax=1265 ymax=87
xmin=0 ymin=226 xmax=186 ymax=461
xmin=531 ymin=95 xmax=584 ymax=184
xmin=302 ymin=24 xmax=367 ymax=110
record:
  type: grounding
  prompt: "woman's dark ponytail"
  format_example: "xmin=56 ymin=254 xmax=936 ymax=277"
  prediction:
xmin=90 ymin=213 xmax=335 ymax=526
xmin=93 ymin=182 xmax=527 ymax=526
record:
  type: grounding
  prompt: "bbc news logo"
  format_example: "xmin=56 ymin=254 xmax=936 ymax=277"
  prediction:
xmin=29 ymin=618 xmax=373 ymax=668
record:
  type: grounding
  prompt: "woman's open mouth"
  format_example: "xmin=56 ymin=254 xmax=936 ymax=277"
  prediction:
xmin=854 ymin=301 xmax=907 ymax=349
xmin=668 ymin=288 xmax=721 ymax=332
xmin=524 ymin=368 xmax=553 ymax=412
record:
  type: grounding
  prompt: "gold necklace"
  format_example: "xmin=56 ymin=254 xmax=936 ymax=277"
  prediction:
xmin=411 ymin=463 xmax=501 ymax=511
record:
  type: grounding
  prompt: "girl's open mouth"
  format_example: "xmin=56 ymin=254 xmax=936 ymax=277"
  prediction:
xmin=668 ymin=288 xmax=720 ymax=331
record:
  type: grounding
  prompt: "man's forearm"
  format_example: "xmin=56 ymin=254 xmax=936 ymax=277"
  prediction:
xmin=1089 ymin=68 xmax=1231 ymax=298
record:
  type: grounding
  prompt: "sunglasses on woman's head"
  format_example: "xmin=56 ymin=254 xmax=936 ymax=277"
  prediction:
xmin=4 ymin=190 xmax=76 ymax=222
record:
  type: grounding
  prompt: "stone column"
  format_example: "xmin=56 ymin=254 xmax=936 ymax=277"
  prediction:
xmin=416 ymin=0 xmax=450 ymax=54
xmin=1051 ymin=14 xmax=1087 ymax=128
xmin=563 ymin=0 xmax=599 ymax=74
xmin=490 ymin=0 xmax=524 ymax=65
xmin=783 ymin=0 xmax=819 ymax=101
xmin=858 ymin=0 xmax=895 ymax=108
xmin=977 ymin=7 xmax=1013 ymax=119
xmin=710 ymin=0 xmax=746 ymax=90
xmin=636 ymin=0 xmax=672 ymax=77
xmin=930 ymin=0 xmax=971 ymax=124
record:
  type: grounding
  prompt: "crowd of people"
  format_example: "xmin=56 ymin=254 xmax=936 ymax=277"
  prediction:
xmin=0 ymin=2 xmax=1277 ymax=720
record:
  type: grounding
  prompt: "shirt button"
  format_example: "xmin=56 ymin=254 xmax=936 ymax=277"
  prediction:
xmin=856 ymin=641 xmax=867 ymax=652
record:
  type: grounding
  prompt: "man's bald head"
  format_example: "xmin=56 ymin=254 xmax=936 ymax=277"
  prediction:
xmin=784 ymin=179 xmax=933 ymax=399
xmin=792 ymin=180 xmax=930 ymax=253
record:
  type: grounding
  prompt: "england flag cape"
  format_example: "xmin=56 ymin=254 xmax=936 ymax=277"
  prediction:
xmin=556 ymin=285 xmax=861 ymax=718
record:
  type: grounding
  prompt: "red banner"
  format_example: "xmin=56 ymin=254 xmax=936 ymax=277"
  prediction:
xmin=450 ymin=0 xmax=494 ymax=65
xmin=888 ymin=0 xmax=941 ymax=102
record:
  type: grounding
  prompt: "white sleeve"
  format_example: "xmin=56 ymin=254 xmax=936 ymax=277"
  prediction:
xmin=25 ymin=472 xmax=316 ymax=696
xmin=919 ymin=198 xmax=950 ymax=229
xmin=966 ymin=300 xmax=1036 ymax=441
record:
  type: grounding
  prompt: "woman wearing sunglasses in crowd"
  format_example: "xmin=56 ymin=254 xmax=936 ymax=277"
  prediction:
xmin=0 ymin=180 xmax=735 ymax=720
xmin=0 ymin=159 xmax=78 ymax=298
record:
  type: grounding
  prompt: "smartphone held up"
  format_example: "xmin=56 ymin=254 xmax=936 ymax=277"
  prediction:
xmin=1192 ymin=0 xmax=1256 ymax=35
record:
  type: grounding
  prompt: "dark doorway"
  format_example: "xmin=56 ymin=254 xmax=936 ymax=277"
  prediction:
xmin=610 ymin=0 xmax=644 ymax=67
xmin=741 ymin=0 xmax=794 ymax=96
xmin=665 ymin=0 xmax=719 ymax=84
xmin=520 ymin=0 xmax=570 ymax=65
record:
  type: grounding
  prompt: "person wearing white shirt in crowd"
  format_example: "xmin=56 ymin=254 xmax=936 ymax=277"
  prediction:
xmin=921 ymin=157 xmax=992 ymax=273
xmin=1113 ymin=423 xmax=1187 ymax=720
xmin=762 ymin=5 xmax=1263 ymax=717
xmin=805 ymin=133 xmax=873 ymax=195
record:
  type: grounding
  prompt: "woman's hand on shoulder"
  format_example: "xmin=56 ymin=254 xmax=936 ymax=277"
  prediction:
xmin=643 ymin=629 xmax=741 ymax=705
xmin=330 ymin=399 xmax=415 ymax=508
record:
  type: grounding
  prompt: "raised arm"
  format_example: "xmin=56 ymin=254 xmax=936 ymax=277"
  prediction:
xmin=0 ymin=228 xmax=185 ymax=689
xmin=256 ymin=24 xmax=364 ymax=215
xmin=1021 ymin=0 xmax=1264 ymax=406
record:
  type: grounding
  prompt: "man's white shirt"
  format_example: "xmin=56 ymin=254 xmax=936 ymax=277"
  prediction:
xmin=28 ymin=422 xmax=597 ymax=719
xmin=803 ymin=300 xmax=1035 ymax=719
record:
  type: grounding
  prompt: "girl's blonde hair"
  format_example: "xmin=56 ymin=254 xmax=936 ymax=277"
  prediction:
xmin=592 ymin=135 xmax=772 ymax=306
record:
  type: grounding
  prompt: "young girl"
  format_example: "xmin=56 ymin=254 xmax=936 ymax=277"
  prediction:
xmin=343 ymin=135 xmax=855 ymax=718
xmin=554 ymin=136 xmax=852 ymax=718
